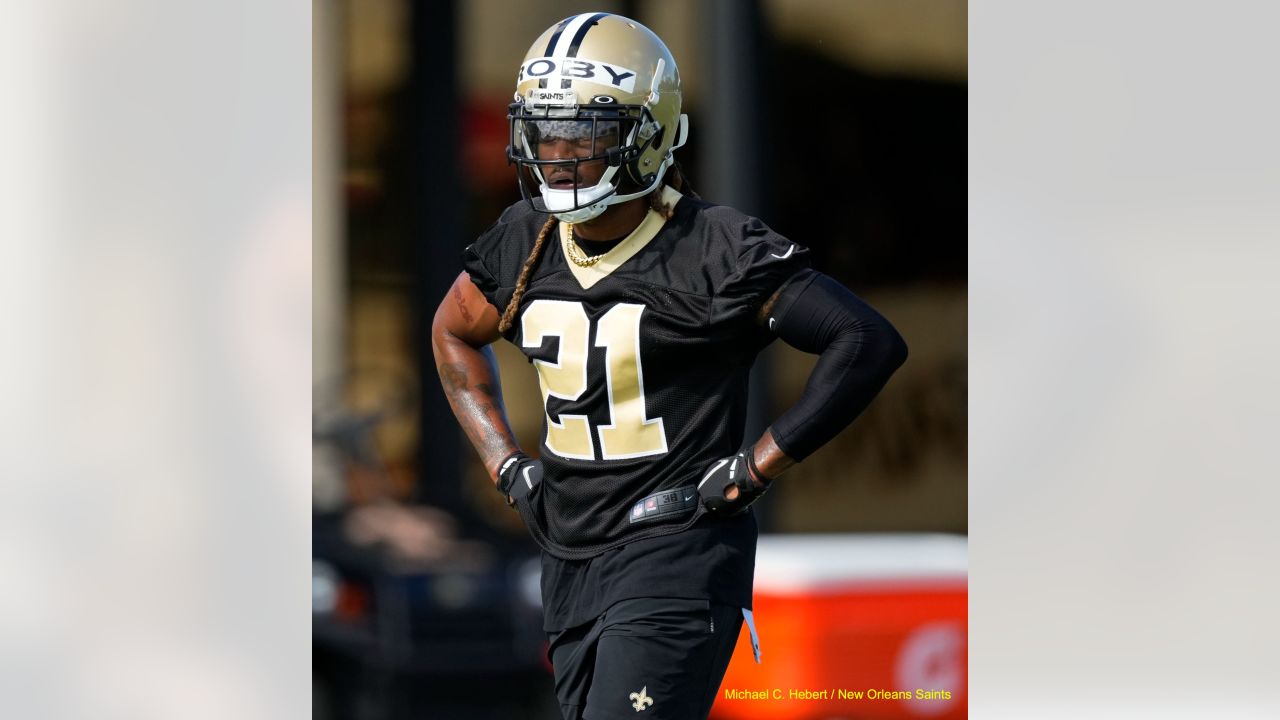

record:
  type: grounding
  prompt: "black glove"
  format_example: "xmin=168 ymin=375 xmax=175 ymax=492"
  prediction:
xmin=697 ymin=449 xmax=774 ymax=516
xmin=496 ymin=451 xmax=543 ymax=505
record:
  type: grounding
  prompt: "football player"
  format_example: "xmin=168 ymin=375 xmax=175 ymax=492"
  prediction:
xmin=432 ymin=13 xmax=907 ymax=720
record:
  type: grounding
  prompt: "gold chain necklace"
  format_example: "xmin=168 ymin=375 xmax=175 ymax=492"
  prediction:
xmin=563 ymin=223 xmax=608 ymax=267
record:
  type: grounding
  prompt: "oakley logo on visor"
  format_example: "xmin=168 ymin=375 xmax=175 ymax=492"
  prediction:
xmin=518 ymin=57 xmax=638 ymax=92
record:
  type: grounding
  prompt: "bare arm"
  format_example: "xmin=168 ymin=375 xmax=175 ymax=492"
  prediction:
xmin=745 ymin=427 xmax=795 ymax=484
xmin=431 ymin=271 xmax=521 ymax=486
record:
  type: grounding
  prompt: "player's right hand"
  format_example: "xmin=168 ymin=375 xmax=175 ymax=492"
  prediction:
xmin=497 ymin=451 xmax=543 ymax=506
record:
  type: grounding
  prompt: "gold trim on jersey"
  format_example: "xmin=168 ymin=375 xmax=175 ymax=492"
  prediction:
xmin=558 ymin=186 xmax=682 ymax=290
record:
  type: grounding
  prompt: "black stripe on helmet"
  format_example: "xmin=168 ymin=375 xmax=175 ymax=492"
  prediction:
xmin=538 ymin=17 xmax=573 ymax=88
xmin=537 ymin=13 xmax=610 ymax=91
xmin=543 ymin=17 xmax=572 ymax=56
xmin=566 ymin=13 xmax=608 ymax=58
xmin=555 ymin=13 xmax=609 ymax=90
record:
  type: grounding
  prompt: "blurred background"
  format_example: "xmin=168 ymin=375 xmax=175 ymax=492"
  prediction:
xmin=312 ymin=1 xmax=966 ymax=718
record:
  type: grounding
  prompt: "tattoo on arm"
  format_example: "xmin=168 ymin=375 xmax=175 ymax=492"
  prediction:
xmin=749 ymin=428 xmax=795 ymax=482
xmin=439 ymin=362 xmax=467 ymax=394
xmin=437 ymin=353 xmax=519 ymax=480
xmin=452 ymin=283 xmax=474 ymax=325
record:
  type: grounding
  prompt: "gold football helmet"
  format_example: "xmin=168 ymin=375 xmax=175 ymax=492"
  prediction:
xmin=508 ymin=13 xmax=689 ymax=223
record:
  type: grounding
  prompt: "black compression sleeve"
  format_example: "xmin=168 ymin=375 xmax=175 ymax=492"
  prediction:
xmin=764 ymin=271 xmax=908 ymax=462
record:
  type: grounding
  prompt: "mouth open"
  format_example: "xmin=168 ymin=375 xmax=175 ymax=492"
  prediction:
xmin=547 ymin=173 xmax=578 ymax=189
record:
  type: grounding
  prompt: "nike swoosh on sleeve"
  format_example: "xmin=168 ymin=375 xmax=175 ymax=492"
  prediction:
xmin=522 ymin=466 xmax=535 ymax=489
xmin=769 ymin=244 xmax=795 ymax=259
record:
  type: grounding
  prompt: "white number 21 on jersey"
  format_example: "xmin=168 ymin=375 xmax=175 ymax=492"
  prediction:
xmin=520 ymin=300 xmax=668 ymax=461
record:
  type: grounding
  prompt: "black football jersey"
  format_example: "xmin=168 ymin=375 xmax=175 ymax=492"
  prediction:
xmin=463 ymin=189 xmax=809 ymax=560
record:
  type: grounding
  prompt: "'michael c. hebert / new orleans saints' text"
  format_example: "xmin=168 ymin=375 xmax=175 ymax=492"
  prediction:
xmin=723 ymin=688 xmax=954 ymax=701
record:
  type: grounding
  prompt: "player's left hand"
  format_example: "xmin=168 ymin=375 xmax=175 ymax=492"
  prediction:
xmin=697 ymin=449 xmax=773 ymax=516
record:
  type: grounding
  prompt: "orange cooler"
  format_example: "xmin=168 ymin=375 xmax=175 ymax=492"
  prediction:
xmin=712 ymin=534 xmax=967 ymax=720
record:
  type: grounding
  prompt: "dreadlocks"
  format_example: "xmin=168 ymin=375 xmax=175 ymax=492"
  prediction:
xmin=498 ymin=215 xmax=557 ymax=334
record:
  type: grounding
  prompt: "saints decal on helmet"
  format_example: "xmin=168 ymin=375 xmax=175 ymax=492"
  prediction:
xmin=508 ymin=13 xmax=689 ymax=223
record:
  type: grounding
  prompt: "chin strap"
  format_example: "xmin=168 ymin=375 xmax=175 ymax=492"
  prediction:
xmin=549 ymin=156 xmax=674 ymax=222
xmin=551 ymin=204 xmax=609 ymax=223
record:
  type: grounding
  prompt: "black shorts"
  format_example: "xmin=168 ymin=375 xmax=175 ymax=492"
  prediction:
xmin=547 ymin=597 xmax=743 ymax=720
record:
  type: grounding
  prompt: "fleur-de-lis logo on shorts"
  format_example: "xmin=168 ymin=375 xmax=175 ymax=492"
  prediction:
xmin=629 ymin=686 xmax=654 ymax=711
